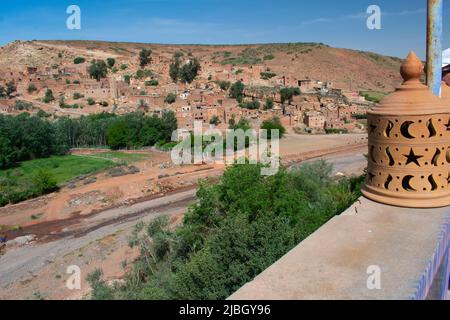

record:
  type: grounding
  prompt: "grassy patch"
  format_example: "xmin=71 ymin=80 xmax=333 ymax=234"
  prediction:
xmin=0 ymin=155 xmax=117 ymax=206
xmin=85 ymin=152 xmax=150 ymax=164
xmin=0 ymin=155 xmax=116 ymax=186
xmin=359 ymin=90 xmax=386 ymax=103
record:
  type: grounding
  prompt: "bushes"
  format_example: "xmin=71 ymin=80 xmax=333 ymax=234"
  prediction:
xmin=261 ymin=117 xmax=286 ymax=139
xmin=164 ymin=93 xmax=177 ymax=104
xmin=0 ymin=112 xmax=177 ymax=169
xmin=0 ymin=113 xmax=64 ymax=169
xmin=280 ymin=87 xmax=301 ymax=104
xmin=0 ymin=169 xmax=58 ymax=206
xmin=264 ymin=98 xmax=274 ymax=110
xmin=139 ymin=49 xmax=152 ymax=68
xmin=88 ymin=60 xmax=108 ymax=81
xmin=27 ymin=84 xmax=37 ymax=94
xmin=88 ymin=162 xmax=363 ymax=299
xmin=218 ymin=81 xmax=231 ymax=91
xmin=169 ymin=55 xmax=200 ymax=83
xmin=73 ymin=57 xmax=86 ymax=64
xmin=239 ymin=100 xmax=260 ymax=110
xmin=260 ymin=71 xmax=276 ymax=80
xmin=145 ymin=79 xmax=159 ymax=86
xmin=229 ymin=81 xmax=245 ymax=103
xmin=43 ymin=89 xmax=55 ymax=103
xmin=32 ymin=168 xmax=58 ymax=194
xmin=106 ymin=58 xmax=116 ymax=68
xmin=73 ymin=92 xmax=83 ymax=100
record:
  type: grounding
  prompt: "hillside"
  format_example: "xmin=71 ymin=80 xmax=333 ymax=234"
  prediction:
xmin=0 ymin=40 xmax=402 ymax=92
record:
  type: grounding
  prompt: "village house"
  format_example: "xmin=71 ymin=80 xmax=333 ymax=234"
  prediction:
xmin=304 ymin=111 xmax=326 ymax=130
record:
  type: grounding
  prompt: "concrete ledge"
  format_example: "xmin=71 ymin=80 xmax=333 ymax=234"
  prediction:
xmin=229 ymin=197 xmax=450 ymax=300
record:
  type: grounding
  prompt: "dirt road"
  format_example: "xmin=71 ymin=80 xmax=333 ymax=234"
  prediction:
xmin=0 ymin=188 xmax=197 ymax=292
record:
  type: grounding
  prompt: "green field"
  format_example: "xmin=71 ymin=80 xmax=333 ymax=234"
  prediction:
xmin=0 ymin=152 xmax=151 ymax=206
xmin=0 ymin=155 xmax=116 ymax=185
xmin=82 ymin=152 xmax=151 ymax=164
xmin=359 ymin=90 xmax=387 ymax=103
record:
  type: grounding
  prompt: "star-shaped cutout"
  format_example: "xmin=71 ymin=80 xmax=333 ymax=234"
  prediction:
xmin=368 ymin=172 xmax=375 ymax=182
xmin=403 ymin=148 xmax=423 ymax=166
xmin=369 ymin=123 xmax=377 ymax=134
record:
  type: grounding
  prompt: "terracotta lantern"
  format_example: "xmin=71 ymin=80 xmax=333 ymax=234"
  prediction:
xmin=442 ymin=81 xmax=450 ymax=100
xmin=362 ymin=52 xmax=450 ymax=208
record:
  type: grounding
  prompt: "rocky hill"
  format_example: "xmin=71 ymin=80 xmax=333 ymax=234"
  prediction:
xmin=0 ymin=40 xmax=403 ymax=92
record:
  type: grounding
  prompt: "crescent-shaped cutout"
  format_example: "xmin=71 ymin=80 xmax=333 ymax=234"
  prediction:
xmin=402 ymin=175 xmax=416 ymax=192
xmin=385 ymin=147 xmax=395 ymax=166
xmin=384 ymin=175 xmax=393 ymax=190
xmin=400 ymin=121 xmax=415 ymax=139
xmin=431 ymin=148 xmax=441 ymax=167
xmin=428 ymin=175 xmax=438 ymax=191
xmin=385 ymin=120 xmax=394 ymax=138
xmin=427 ymin=119 xmax=436 ymax=138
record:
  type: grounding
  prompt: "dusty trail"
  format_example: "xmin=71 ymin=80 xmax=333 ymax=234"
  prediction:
xmin=0 ymin=188 xmax=197 ymax=290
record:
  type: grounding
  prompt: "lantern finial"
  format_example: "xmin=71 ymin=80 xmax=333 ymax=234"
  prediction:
xmin=400 ymin=51 xmax=423 ymax=83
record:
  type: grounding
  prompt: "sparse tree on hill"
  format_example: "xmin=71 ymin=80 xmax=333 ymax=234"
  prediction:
xmin=106 ymin=58 xmax=116 ymax=68
xmin=218 ymin=81 xmax=231 ymax=91
xmin=73 ymin=57 xmax=86 ymax=64
xmin=164 ymin=93 xmax=177 ymax=104
xmin=264 ymin=98 xmax=274 ymax=110
xmin=139 ymin=49 xmax=152 ymax=68
xmin=229 ymin=81 xmax=245 ymax=103
xmin=88 ymin=60 xmax=108 ymax=81
xmin=43 ymin=89 xmax=55 ymax=103
xmin=210 ymin=116 xmax=221 ymax=126
xmin=27 ymin=84 xmax=37 ymax=94
xmin=179 ymin=59 xmax=201 ymax=84
xmin=261 ymin=117 xmax=286 ymax=139
xmin=169 ymin=57 xmax=181 ymax=83
xmin=4 ymin=82 xmax=17 ymax=98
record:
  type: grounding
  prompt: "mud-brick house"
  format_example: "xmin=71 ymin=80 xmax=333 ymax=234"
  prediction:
xmin=304 ymin=111 xmax=326 ymax=130
xmin=0 ymin=100 xmax=13 ymax=114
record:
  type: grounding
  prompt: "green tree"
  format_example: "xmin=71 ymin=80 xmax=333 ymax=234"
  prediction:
xmin=261 ymin=117 xmax=286 ymax=139
xmin=73 ymin=57 xmax=86 ymax=64
xmin=5 ymin=82 xmax=17 ymax=98
xmin=218 ymin=81 xmax=231 ymax=91
xmin=139 ymin=49 xmax=152 ymax=68
xmin=33 ymin=168 xmax=58 ymax=194
xmin=164 ymin=93 xmax=177 ymax=104
xmin=106 ymin=58 xmax=116 ymax=68
xmin=169 ymin=57 xmax=181 ymax=83
xmin=210 ymin=116 xmax=221 ymax=126
xmin=179 ymin=59 xmax=201 ymax=84
xmin=88 ymin=60 xmax=108 ymax=81
xmin=107 ymin=121 xmax=130 ymax=150
xmin=280 ymin=87 xmax=301 ymax=105
xmin=43 ymin=89 xmax=55 ymax=103
xmin=264 ymin=98 xmax=274 ymax=110
xmin=27 ymin=83 xmax=37 ymax=94
xmin=230 ymin=81 xmax=245 ymax=103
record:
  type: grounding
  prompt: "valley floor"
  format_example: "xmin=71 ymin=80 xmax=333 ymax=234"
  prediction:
xmin=0 ymin=133 xmax=367 ymax=299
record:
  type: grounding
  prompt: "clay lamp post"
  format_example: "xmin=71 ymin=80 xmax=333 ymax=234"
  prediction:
xmin=362 ymin=52 xmax=450 ymax=208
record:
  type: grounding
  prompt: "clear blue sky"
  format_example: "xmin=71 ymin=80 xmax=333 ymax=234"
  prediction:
xmin=0 ymin=0 xmax=449 ymax=58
